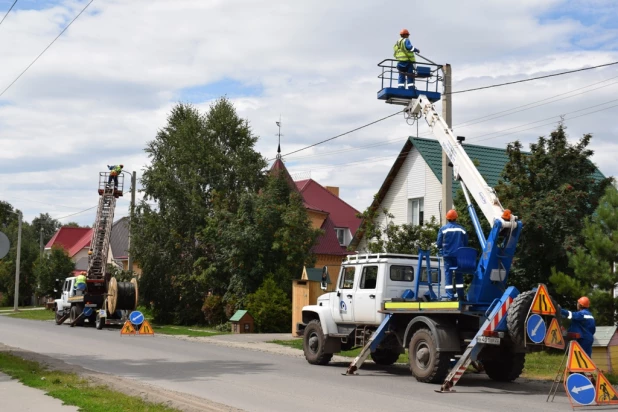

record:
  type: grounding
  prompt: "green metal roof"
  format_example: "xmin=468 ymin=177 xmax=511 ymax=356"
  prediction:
xmin=305 ymin=267 xmax=331 ymax=283
xmin=410 ymin=137 xmax=606 ymax=197
xmin=229 ymin=310 xmax=249 ymax=322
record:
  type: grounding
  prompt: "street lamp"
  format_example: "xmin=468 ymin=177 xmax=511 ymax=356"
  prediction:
xmin=121 ymin=170 xmax=137 ymax=275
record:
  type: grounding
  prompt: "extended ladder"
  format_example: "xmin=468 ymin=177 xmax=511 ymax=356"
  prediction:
xmin=87 ymin=172 xmax=123 ymax=282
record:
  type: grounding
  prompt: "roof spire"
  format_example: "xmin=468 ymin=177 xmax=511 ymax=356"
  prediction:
xmin=275 ymin=115 xmax=283 ymax=159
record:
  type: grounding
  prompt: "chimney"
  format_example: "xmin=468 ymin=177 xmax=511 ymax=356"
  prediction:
xmin=325 ymin=186 xmax=339 ymax=197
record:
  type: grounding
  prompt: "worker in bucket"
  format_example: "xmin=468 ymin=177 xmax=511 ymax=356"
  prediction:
xmin=393 ymin=29 xmax=420 ymax=89
xmin=74 ymin=272 xmax=87 ymax=296
xmin=561 ymin=296 xmax=596 ymax=357
xmin=107 ymin=164 xmax=124 ymax=189
xmin=437 ymin=209 xmax=468 ymax=301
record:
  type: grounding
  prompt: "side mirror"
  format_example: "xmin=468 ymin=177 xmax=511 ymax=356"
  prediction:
xmin=53 ymin=289 xmax=57 ymax=293
xmin=320 ymin=265 xmax=328 ymax=291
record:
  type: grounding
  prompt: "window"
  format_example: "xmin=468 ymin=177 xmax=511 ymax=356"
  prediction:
xmin=390 ymin=265 xmax=414 ymax=282
xmin=420 ymin=267 xmax=440 ymax=284
xmin=408 ymin=198 xmax=424 ymax=226
xmin=244 ymin=323 xmax=250 ymax=332
xmin=335 ymin=228 xmax=346 ymax=246
xmin=340 ymin=266 xmax=356 ymax=289
xmin=360 ymin=266 xmax=378 ymax=289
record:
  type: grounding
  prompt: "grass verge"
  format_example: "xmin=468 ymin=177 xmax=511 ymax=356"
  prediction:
xmin=269 ymin=339 xmax=409 ymax=363
xmin=0 ymin=352 xmax=178 ymax=412
xmin=151 ymin=324 xmax=227 ymax=337
xmin=5 ymin=309 xmax=55 ymax=321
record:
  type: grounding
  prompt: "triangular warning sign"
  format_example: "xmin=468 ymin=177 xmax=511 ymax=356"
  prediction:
xmin=567 ymin=341 xmax=597 ymax=372
xmin=596 ymin=371 xmax=618 ymax=404
xmin=531 ymin=284 xmax=556 ymax=315
xmin=138 ymin=320 xmax=154 ymax=335
xmin=121 ymin=320 xmax=136 ymax=335
xmin=544 ymin=318 xmax=565 ymax=349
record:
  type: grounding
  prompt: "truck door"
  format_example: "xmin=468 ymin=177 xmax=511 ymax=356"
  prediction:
xmin=353 ymin=265 xmax=380 ymax=324
xmin=334 ymin=265 xmax=357 ymax=323
xmin=63 ymin=280 xmax=71 ymax=301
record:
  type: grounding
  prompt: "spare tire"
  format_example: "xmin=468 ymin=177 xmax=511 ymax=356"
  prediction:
xmin=507 ymin=290 xmax=535 ymax=348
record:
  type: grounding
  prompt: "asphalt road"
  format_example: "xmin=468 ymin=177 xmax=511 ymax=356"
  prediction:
xmin=0 ymin=316 xmax=573 ymax=412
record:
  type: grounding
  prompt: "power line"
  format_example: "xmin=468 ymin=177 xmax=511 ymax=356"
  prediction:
xmin=0 ymin=0 xmax=95 ymax=98
xmin=0 ymin=0 xmax=18 ymax=28
xmin=54 ymin=205 xmax=97 ymax=221
xmin=450 ymin=61 xmax=618 ymax=95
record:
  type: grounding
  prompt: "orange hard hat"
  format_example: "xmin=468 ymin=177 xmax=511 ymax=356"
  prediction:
xmin=446 ymin=209 xmax=458 ymax=220
xmin=400 ymin=29 xmax=410 ymax=36
xmin=81 ymin=271 xmax=86 ymax=276
xmin=578 ymin=296 xmax=590 ymax=308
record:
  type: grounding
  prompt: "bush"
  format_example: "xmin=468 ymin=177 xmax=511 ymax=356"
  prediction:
xmin=202 ymin=294 xmax=227 ymax=325
xmin=246 ymin=275 xmax=291 ymax=333
xmin=215 ymin=322 xmax=231 ymax=332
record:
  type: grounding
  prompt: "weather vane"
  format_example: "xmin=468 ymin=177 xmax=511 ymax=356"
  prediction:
xmin=276 ymin=115 xmax=283 ymax=158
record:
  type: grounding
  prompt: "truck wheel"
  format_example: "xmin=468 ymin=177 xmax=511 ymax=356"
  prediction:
xmin=69 ymin=305 xmax=84 ymax=327
xmin=371 ymin=349 xmax=400 ymax=365
xmin=303 ymin=320 xmax=333 ymax=365
xmin=409 ymin=328 xmax=451 ymax=383
xmin=55 ymin=310 xmax=64 ymax=325
xmin=95 ymin=314 xmax=106 ymax=330
xmin=506 ymin=290 xmax=535 ymax=347
xmin=483 ymin=352 xmax=525 ymax=382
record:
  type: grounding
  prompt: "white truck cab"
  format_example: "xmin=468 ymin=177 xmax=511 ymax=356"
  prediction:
xmin=299 ymin=253 xmax=441 ymax=365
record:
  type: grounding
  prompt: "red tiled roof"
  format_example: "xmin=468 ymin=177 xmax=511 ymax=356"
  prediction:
xmin=312 ymin=216 xmax=351 ymax=256
xmin=45 ymin=227 xmax=92 ymax=257
xmin=295 ymin=179 xmax=361 ymax=234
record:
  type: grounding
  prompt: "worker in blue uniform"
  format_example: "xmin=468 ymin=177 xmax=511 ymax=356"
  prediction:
xmin=561 ymin=296 xmax=596 ymax=357
xmin=437 ymin=209 xmax=468 ymax=300
xmin=393 ymin=29 xmax=420 ymax=89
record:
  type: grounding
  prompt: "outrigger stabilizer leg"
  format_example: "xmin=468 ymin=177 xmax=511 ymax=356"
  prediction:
xmin=344 ymin=314 xmax=392 ymax=375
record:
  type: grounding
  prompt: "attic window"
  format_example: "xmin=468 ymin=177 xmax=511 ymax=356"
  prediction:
xmin=335 ymin=228 xmax=345 ymax=246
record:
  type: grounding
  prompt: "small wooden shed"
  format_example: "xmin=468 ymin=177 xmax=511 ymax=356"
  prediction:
xmin=229 ymin=310 xmax=254 ymax=334
xmin=592 ymin=326 xmax=618 ymax=373
xmin=291 ymin=266 xmax=333 ymax=337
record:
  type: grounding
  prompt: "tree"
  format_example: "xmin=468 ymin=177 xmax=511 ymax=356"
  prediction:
xmin=246 ymin=275 xmax=291 ymax=333
xmin=34 ymin=246 xmax=74 ymax=297
xmin=133 ymin=99 xmax=267 ymax=324
xmin=31 ymin=213 xmax=61 ymax=245
xmin=550 ymin=186 xmax=618 ymax=325
xmin=495 ymin=124 xmax=613 ymax=296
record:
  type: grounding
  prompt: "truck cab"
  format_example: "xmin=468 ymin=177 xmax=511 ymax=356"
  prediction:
xmin=299 ymin=253 xmax=440 ymax=365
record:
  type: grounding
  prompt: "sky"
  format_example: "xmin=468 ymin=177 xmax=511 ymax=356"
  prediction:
xmin=0 ymin=0 xmax=617 ymax=227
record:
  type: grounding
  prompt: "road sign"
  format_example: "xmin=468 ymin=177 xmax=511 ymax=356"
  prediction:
xmin=596 ymin=372 xmax=618 ymax=404
xmin=139 ymin=320 xmax=154 ymax=335
xmin=567 ymin=341 xmax=597 ymax=372
xmin=83 ymin=307 xmax=93 ymax=317
xmin=566 ymin=373 xmax=596 ymax=406
xmin=526 ymin=314 xmax=546 ymax=344
xmin=129 ymin=311 xmax=144 ymax=326
xmin=531 ymin=284 xmax=556 ymax=315
xmin=0 ymin=231 xmax=9 ymax=260
xmin=121 ymin=320 xmax=136 ymax=335
xmin=544 ymin=317 xmax=565 ymax=349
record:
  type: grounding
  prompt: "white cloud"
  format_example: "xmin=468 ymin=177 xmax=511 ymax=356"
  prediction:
xmin=0 ymin=0 xmax=616 ymax=226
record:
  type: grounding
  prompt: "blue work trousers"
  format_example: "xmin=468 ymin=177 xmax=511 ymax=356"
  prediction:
xmin=578 ymin=338 xmax=593 ymax=357
xmin=108 ymin=174 xmax=118 ymax=188
xmin=443 ymin=257 xmax=464 ymax=299
xmin=397 ymin=61 xmax=416 ymax=88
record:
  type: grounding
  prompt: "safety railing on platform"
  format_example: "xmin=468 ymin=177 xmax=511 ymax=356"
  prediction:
xmin=98 ymin=172 xmax=124 ymax=193
xmin=377 ymin=58 xmax=443 ymax=103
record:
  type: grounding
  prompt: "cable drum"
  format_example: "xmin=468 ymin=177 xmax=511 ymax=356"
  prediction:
xmin=107 ymin=277 xmax=138 ymax=314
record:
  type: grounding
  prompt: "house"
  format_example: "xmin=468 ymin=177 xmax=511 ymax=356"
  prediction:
xmin=592 ymin=326 xmax=618 ymax=374
xmin=45 ymin=226 xmax=115 ymax=275
xmin=350 ymin=136 xmax=607 ymax=251
xmin=270 ymin=158 xmax=361 ymax=285
xmin=229 ymin=310 xmax=254 ymax=334
xmin=109 ymin=217 xmax=141 ymax=274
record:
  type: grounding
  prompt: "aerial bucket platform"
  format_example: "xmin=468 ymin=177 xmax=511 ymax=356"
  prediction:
xmin=377 ymin=58 xmax=442 ymax=105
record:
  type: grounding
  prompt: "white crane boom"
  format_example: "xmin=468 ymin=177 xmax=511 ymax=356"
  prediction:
xmin=406 ymin=95 xmax=515 ymax=227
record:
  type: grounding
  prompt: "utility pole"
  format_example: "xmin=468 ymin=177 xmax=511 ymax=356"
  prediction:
xmin=39 ymin=227 xmax=44 ymax=258
xmin=441 ymin=63 xmax=453 ymax=222
xmin=13 ymin=212 xmax=22 ymax=312
xmin=127 ymin=171 xmax=136 ymax=275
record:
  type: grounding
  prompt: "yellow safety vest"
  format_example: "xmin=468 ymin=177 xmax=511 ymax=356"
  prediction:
xmin=75 ymin=275 xmax=87 ymax=286
xmin=393 ymin=38 xmax=415 ymax=62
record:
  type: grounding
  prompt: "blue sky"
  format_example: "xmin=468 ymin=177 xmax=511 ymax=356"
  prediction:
xmin=0 ymin=0 xmax=617 ymax=229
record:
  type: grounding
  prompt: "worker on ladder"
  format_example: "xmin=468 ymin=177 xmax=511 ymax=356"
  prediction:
xmin=107 ymin=164 xmax=124 ymax=190
xmin=437 ymin=209 xmax=468 ymax=301
xmin=561 ymin=296 xmax=596 ymax=357
xmin=393 ymin=29 xmax=420 ymax=89
xmin=74 ymin=272 xmax=87 ymax=296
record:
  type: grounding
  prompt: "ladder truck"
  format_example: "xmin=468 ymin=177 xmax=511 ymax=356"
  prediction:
xmin=54 ymin=173 xmax=138 ymax=329
xmin=299 ymin=58 xmax=560 ymax=391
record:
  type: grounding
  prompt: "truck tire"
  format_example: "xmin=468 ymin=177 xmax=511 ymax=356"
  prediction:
xmin=303 ymin=320 xmax=333 ymax=365
xmin=371 ymin=349 xmax=400 ymax=365
xmin=409 ymin=328 xmax=451 ymax=383
xmin=69 ymin=305 xmax=84 ymax=327
xmin=483 ymin=352 xmax=525 ymax=382
xmin=506 ymin=290 xmax=535 ymax=347
xmin=55 ymin=310 xmax=64 ymax=325
xmin=95 ymin=313 xmax=106 ymax=330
